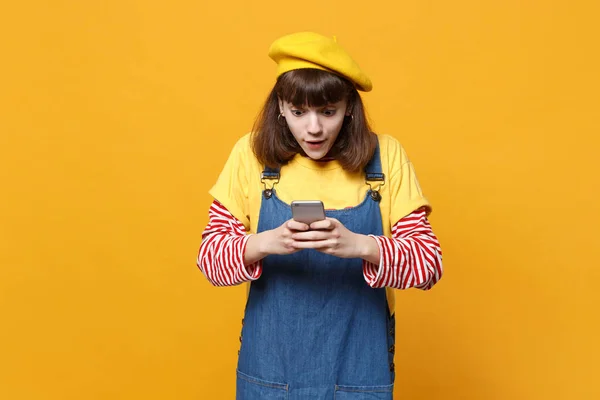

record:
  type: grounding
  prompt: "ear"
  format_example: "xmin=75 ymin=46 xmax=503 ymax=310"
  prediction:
xmin=277 ymin=97 xmax=284 ymax=115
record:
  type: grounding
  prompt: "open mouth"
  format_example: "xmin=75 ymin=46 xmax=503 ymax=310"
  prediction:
xmin=306 ymin=140 xmax=325 ymax=149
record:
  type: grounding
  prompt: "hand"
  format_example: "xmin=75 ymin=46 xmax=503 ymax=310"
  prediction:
xmin=291 ymin=218 xmax=379 ymax=261
xmin=245 ymin=219 xmax=310 ymax=265
xmin=264 ymin=219 xmax=313 ymax=255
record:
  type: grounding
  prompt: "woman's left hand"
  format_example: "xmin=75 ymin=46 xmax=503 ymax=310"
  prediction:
xmin=291 ymin=218 xmax=380 ymax=263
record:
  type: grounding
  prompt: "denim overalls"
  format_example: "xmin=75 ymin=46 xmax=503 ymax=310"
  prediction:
xmin=237 ymin=144 xmax=396 ymax=399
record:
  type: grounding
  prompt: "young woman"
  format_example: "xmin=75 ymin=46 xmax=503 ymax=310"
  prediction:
xmin=197 ymin=32 xmax=443 ymax=400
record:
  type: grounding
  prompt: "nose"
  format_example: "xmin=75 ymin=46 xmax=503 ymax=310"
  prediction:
xmin=306 ymin=112 xmax=322 ymax=135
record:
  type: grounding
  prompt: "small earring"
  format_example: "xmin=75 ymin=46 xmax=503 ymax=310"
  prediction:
xmin=277 ymin=113 xmax=287 ymax=127
xmin=346 ymin=114 xmax=354 ymax=123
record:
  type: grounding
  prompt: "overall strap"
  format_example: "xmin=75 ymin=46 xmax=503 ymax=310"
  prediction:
xmin=261 ymin=165 xmax=280 ymax=199
xmin=365 ymin=139 xmax=383 ymax=178
xmin=261 ymin=165 xmax=280 ymax=179
xmin=364 ymin=140 xmax=385 ymax=201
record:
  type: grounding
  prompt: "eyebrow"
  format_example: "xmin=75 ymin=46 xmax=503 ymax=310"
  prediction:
xmin=290 ymin=104 xmax=338 ymax=109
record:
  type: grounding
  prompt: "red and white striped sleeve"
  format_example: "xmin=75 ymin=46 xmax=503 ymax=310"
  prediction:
xmin=197 ymin=200 xmax=262 ymax=286
xmin=363 ymin=208 xmax=443 ymax=290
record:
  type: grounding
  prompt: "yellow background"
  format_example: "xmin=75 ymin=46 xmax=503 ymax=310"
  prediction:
xmin=1 ymin=1 xmax=599 ymax=399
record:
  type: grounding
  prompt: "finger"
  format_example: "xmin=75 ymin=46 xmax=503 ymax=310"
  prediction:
xmin=309 ymin=218 xmax=336 ymax=231
xmin=286 ymin=220 xmax=309 ymax=231
xmin=283 ymin=238 xmax=297 ymax=249
xmin=292 ymin=231 xmax=330 ymax=241
xmin=292 ymin=239 xmax=331 ymax=250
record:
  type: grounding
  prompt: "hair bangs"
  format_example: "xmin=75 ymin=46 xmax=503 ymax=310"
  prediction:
xmin=275 ymin=69 xmax=353 ymax=107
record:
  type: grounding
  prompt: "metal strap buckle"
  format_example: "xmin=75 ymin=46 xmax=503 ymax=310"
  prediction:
xmin=261 ymin=172 xmax=280 ymax=199
xmin=365 ymin=173 xmax=385 ymax=202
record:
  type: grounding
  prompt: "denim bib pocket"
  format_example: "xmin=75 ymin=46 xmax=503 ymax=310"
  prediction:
xmin=236 ymin=370 xmax=288 ymax=400
xmin=334 ymin=383 xmax=394 ymax=400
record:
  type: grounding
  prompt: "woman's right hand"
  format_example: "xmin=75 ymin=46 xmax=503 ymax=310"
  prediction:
xmin=244 ymin=219 xmax=309 ymax=265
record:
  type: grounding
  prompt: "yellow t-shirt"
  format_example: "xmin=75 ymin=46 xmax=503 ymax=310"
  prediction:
xmin=209 ymin=133 xmax=431 ymax=314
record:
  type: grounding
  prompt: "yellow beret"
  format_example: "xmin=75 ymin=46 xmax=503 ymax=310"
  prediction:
xmin=268 ymin=32 xmax=372 ymax=92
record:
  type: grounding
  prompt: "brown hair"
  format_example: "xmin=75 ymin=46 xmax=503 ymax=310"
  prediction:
xmin=251 ymin=69 xmax=377 ymax=173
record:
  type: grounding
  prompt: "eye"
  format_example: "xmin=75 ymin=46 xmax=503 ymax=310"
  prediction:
xmin=322 ymin=109 xmax=337 ymax=116
xmin=291 ymin=109 xmax=304 ymax=117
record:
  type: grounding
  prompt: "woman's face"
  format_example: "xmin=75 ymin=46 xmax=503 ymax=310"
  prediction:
xmin=279 ymin=98 xmax=349 ymax=160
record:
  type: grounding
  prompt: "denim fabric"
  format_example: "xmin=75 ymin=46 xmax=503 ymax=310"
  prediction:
xmin=237 ymin=144 xmax=395 ymax=400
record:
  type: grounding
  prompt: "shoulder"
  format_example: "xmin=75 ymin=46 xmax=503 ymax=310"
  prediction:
xmin=375 ymin=133 xmax=410 ymax=166
xmin=226 ymin=133 xmax=262 ymax=167
xmin=230 ymin=132 xmax=253 ymax=155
